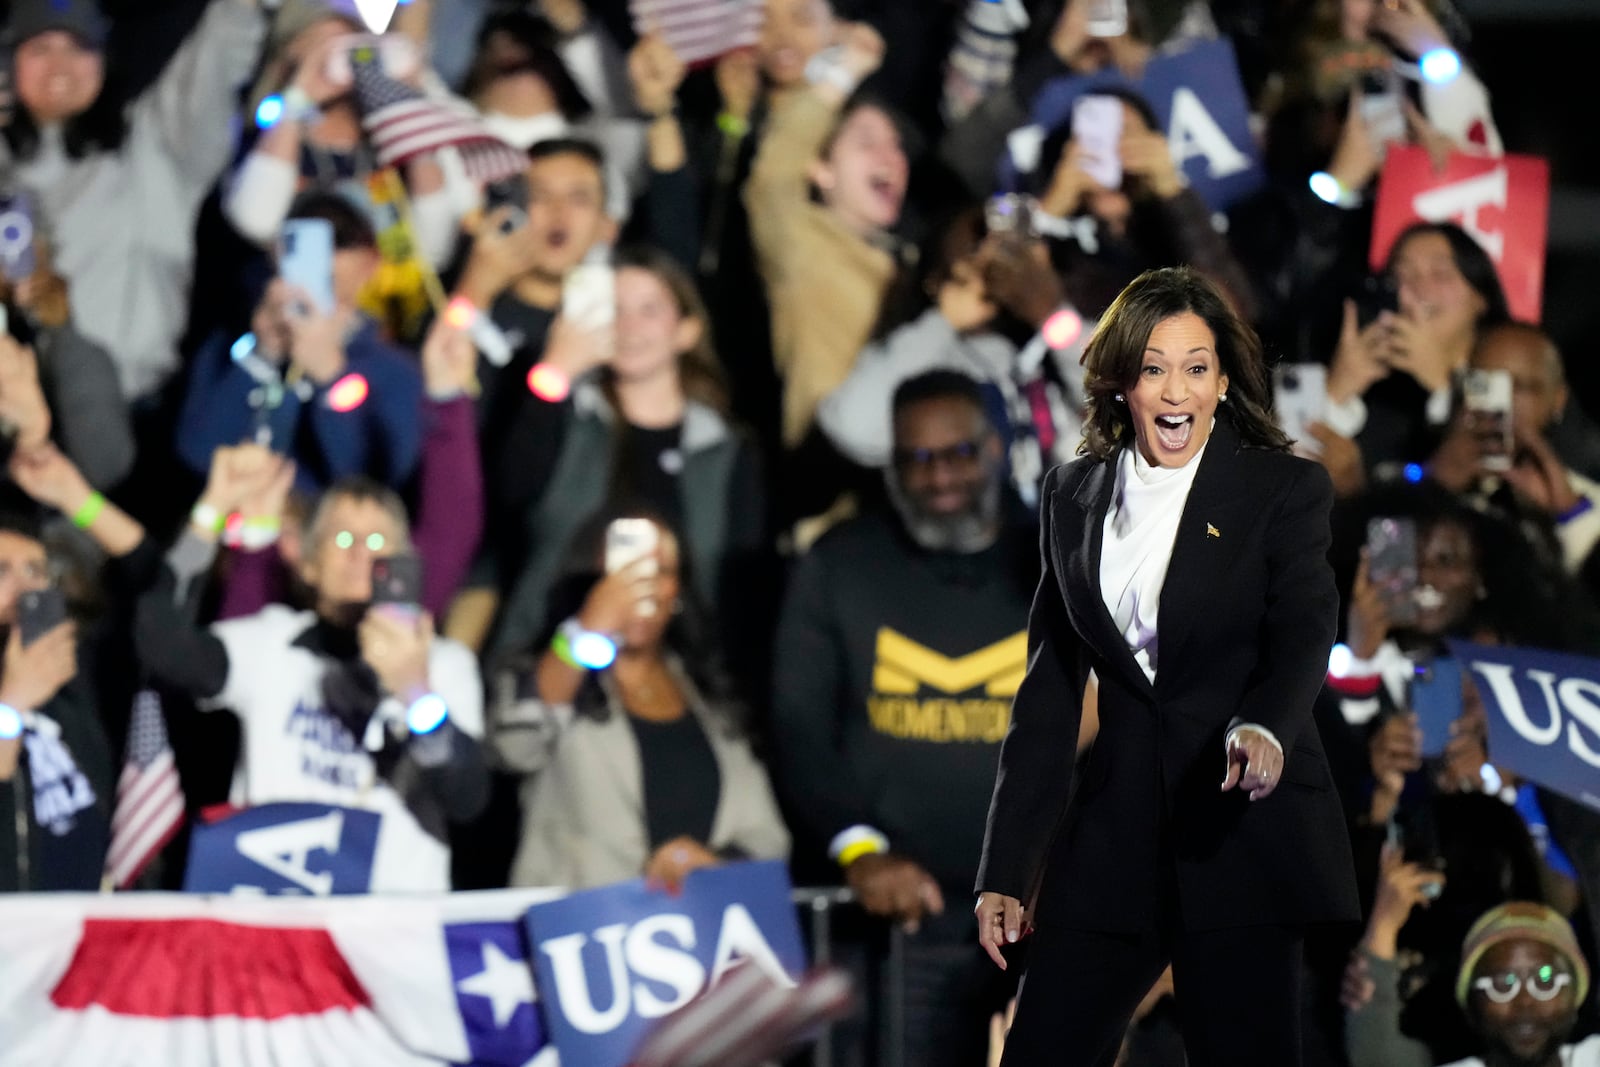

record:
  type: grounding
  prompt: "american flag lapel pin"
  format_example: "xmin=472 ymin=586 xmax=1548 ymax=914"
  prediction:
xmin=1206 ymin=523 xmax=1221 ymax=539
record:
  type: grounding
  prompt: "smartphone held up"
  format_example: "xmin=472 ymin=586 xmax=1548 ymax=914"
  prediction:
xmin=279 ymin=218 xmax=337 ymax=318
xmin=1367 ymin=516 xmax=1419 ymax=629
xmin=1462 ymin=368 xmax=1513 ymax=473
xmin=606 ymin=519 xmax=660 ymax=618
xmin=1273 ymin=363 xmax=1327 ymax=456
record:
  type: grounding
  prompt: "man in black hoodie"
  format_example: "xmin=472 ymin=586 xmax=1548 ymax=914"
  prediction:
xmin=771 ymin=369 xmax=1037 ymax=1067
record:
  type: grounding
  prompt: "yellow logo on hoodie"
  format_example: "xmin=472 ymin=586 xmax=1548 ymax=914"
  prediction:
xmin=866 ymin=629 xmax=1026 ymax=743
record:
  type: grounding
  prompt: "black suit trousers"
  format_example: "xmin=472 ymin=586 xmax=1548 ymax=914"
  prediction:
xmin=1000 ymin=860 xmax=1306 ymax=1067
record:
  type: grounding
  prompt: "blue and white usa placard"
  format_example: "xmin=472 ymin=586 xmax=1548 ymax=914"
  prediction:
xmin=183 ymin=803 xmax=381 ymax=895
xmin=1449 ymin=641 xmax=1600 ymax=811
xmin=1012 ymin=37 xmax=1264 ymax=211
xmin=524 ymin=860 xmax=806 ymax=1067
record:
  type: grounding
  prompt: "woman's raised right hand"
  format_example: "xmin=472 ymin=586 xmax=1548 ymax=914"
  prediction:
xmin=576 ymin=559 xmax=660 ymax=636
xmin=975 ymin=891 xmax=1027 ymax=971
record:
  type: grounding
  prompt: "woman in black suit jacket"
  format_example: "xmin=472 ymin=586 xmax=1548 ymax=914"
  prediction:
xmin=976 ymin=267 xmax=1360 ymax=1065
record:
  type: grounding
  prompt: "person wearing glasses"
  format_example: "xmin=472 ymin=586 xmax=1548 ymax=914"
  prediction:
xmin=130 ymin=451 xmax=488 ymax=892
xmin=975 ymin=267 xmax=1359 ymax=1064
xmin=1347 ymin=900 xmax=1597 ymax=1067
xmin=771 ymin=370 xmax=1036 ymax=1067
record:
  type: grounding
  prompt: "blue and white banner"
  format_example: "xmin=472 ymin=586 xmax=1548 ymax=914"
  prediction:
xmin=1449 ymin=641 xmax=1600 ymax=811
xmin=1007 ymin=37 xmax=1264 ymax=211
xmin=524 ymin=861 xmax=807 ymax=1067
xmin=0 ymin=888 xmax=563 ymax=1066
xmin=184 ymin=803 xmax=381 ymax=896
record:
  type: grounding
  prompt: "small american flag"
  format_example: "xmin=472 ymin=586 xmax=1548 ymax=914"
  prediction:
xmin=105 ymin=690 xmax=185 ymax=890
xmin=351 ymin=48 xmax=528 ymax=184
xmin=630 ymin=0 xmax=765 ymax=66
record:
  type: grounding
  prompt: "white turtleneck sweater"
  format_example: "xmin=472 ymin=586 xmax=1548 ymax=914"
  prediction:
xmin=1100 ymin=441 xmax=1208 ymax=684
xmin=1098 ymin=438 xmax=1281 ymax=754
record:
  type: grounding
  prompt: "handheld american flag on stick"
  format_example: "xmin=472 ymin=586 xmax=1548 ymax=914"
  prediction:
xmin=351 ymin=47 xmax=528 ymax=184
xmin=105 ymin=689 xmax=185 ymax=890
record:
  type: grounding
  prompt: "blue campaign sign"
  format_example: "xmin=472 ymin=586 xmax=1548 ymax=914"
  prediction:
xmin=1448 ymin=641 xmax=1600 ymax=812
xmin=523 ymin=860 xmax=806 ymax=1067
xmin=1011 ymin=37 xmax=1263 ymax=211
xmin=183 ymin=803 xmax=381 ymax=895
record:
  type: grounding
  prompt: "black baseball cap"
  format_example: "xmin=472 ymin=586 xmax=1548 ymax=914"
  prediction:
xmin=5 ymin=0 xmax=111 ymax=50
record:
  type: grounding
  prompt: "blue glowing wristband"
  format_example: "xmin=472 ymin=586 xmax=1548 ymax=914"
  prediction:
xmin=0 ymin=703 xmax=23 ymax=740
xmin=406 ymin=692 xmax=450 ymax=735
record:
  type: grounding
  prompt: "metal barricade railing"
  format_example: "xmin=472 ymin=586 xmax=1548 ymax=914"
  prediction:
xmin=790 ymin=887 xmax=907 ymax=1067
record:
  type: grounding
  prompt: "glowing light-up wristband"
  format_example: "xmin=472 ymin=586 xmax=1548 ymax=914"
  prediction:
xmin=526 ymin=362 xmax=571 ymax=403
xmin=325 ymin=372 xmax=370 ymax=413
xmin=0 ymin=703 xmax=22 ymax=740
xmin=552 ymin=618 xmax=616 ymax=670
xmin=445 ymin=295 xmax=513 ymax=368
xmin=1310 ymin=171 xmax=1361 ymax=209
xmin=406 ymin=692 xmax=450 ymax=735
xmin=71 ymin=492 xmax=106 ymax=530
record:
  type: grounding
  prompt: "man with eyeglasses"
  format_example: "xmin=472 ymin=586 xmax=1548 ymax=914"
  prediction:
xmin=771 ymin=370 xmax=1035 ymax=1067
xmin=0 ymin=511 xmax=112 ymax=891
xmin=1349 ymin=900 xmax=1598 ymax=1067
xmin=133 ymin=459 xmax=488 ymax=893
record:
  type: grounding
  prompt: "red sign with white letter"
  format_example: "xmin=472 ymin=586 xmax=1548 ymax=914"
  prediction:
xmin=1370 ymin=145 xmax=1550 ymax=323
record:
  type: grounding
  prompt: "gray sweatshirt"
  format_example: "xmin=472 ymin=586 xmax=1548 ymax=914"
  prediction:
xmin=3 ymin=0 xmax=267 ymax=400
xmin=35 ymin=323 xmax=135 ymax=489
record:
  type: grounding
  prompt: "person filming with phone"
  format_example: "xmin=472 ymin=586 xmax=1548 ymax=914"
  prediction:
xmin=491 ymin=512 xmax=789 ymax=890
xmin=1029 ymin=87 xmax=1257 ymax=323
xmin=178 ymin=191 xmax=424 ymax=493
xmin=0 ymin=509 xmax=112 ymax=892
xmin=133 ymin=454 xmax=488 ymax=893
xmin=1424 ymin=323 xmax=1600 ymax=582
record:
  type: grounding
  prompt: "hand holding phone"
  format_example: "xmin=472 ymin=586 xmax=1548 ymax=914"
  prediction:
xmin=371 ymin=555 xmax=424 ymax=611
xmin=1409 ymin=656 xmax=1462 ymax=759
xmin=1366 ymin=516 xmax=1419 ymax=629
xmin=3 ymin=588 xmax=77 ymax=711
xmin=1463 ymin=368 xmax=1513 ymax=473
xmin=1358 ymin=71 xmax=1407 ymax=154
xmin=1085 ymin=0 xmax=1129 ymax=38
xmin=279 ymin=219 xmax=337 ymax=318
xmin=562 ymin=264 xmax=617 ymax=334
xmin=0 ymin=193 xmax=36 ymax=284
xmin=1071 ymin=95 xmax=1124 ymax=190
xmin=484 ymin=175 xmax=530 ymax=237
xmin=326 ymin=34 xmax=421 ymax=90
xmin=1274 ymin=364 xmax=1328 ymax=455
xmin=606 ymin=518 xmax=660 ymax=618
xmin=17 ymin=588 xmax=67 ymax=648
xmin=984 ymin=194 xmax=1039 ymax=240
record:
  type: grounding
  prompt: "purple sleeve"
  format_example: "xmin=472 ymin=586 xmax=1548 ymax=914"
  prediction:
xmin=417 ymin=397 xmax=485 ymax=619
xmin=218 ymin=547 xmax=288 ymax=621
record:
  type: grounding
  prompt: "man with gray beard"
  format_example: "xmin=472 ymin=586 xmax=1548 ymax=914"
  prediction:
xmin=771 ymin=370 xmax=1037 ymax=1067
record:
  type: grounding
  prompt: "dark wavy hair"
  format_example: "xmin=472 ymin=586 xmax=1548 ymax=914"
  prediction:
xmin=1079 ymin=266 xmax=1289 ymax=460
xmin=464 ymin=9 xmax=593 ymax=123
xmin=1385 ymin=221 xmax=1511 ymax=329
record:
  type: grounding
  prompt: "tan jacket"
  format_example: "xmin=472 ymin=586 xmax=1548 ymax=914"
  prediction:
xmin=745 ymin=88 xmax=897 ymax=447
xmin=493 ymin=663 xmax=791 ymax=889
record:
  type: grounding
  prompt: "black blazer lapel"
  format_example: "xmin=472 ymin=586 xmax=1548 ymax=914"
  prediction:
xmin=1053 ymin=461 xmax=1157 ymax=700
xmin=1154 ymin=416 xmax=1256 ymax=693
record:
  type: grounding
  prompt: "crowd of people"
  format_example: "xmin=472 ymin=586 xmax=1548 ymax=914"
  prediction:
xmin=0 ymin=0 xmax=1596 ymax=1063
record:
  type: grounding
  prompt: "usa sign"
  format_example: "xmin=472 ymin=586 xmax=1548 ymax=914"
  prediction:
xmin=523 ymin=860 xmax=806 ymax=1067
xmin=183 ymin=803 xmax=381 ymax=896
xmin=1371 ymin=146 xmax=1551 ymax=323
xmin=1449 ymin=641 xmax=1600 ymax=812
